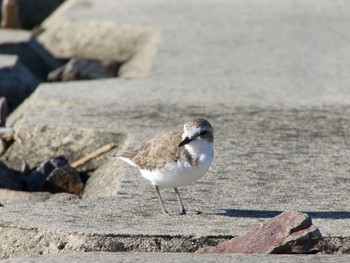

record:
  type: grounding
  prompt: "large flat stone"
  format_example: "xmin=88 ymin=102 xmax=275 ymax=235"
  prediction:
xmin=3 ymin=252 xmax=350 ymax=263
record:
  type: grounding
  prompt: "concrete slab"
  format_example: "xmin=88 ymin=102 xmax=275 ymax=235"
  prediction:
xmin=3 ymin=252 xmax=350 ymax=263
xmin=1 ymin=0 xmax=350 ymax=259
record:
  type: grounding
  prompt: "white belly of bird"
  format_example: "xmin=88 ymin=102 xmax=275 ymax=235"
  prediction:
xmin=140 ymin=150 xmax=214 ymax=189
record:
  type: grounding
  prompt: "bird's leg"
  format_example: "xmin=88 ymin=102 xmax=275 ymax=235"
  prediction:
xmin=154 ymin=185 xmax=169 ymax=215
xmin=174 ymin=188 xmax=186 ymax=215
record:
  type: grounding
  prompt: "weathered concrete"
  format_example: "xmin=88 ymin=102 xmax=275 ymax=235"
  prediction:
xmin=1 ymin=0 xmax=350 ymax=260
xmin=3 ymin=252 xmax=350 ymax=263
xmin=38 ymin=20 xmax=159 ymax=78
xmin=1 ymin=122 xmax=124 ymax=172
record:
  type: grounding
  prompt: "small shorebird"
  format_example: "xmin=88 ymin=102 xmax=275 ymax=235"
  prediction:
xmin=114 ymin=118 xmax=214 ymax=215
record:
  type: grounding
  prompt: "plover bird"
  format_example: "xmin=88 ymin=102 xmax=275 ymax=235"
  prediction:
xmin=114 ymin=118 xmax=214 ymax=215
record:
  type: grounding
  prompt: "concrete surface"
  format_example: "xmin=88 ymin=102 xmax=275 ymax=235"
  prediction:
xmin=1 ymin=0 xmax=350 ymax=260
xmin=3 ymin=252 xmax=350 ymax=263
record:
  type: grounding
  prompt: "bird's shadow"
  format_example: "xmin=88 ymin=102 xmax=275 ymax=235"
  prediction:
xmin=216 ymin=209 xmax=350 ymax=219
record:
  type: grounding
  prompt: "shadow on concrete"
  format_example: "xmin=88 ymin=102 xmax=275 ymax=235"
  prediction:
xmin=217 ymin=209 xmax=350 ymax=219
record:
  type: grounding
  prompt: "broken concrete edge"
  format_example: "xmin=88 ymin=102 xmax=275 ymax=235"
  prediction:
xmin=0 ymin=224 xmax=348 ymax=260
xmin=0 ymin=224 xmax=230 ymax=259
xmin=37 ymin=18 xmax=160 ymax=78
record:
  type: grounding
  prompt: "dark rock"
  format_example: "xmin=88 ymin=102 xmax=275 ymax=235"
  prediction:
xmin=25 ymin=156 xmax=83 ymax=195
xmin=42 ymin=166 xmax=84 ymax=195
xmin=0 ymin=160 xmax=23 ymax=190
xmin=25 ymin=156 xmax=68 ymax=191
xmin=47 ymin=57 xmax=117 ymax=81
xmin=196 ymin=210 xmax=323 ymax=254
xmin=0 ymin=54 xmax=40 ymax=111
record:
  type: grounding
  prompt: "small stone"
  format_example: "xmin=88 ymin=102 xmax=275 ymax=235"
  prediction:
xmin=25 ymin=156 xmax=68 ymax=191
xmin=25 ymin=156 xmax=83 ymax=195
xmin=42 ymin=166 xmax=84 ymax=195
xmin=47 ymin=57 xmax=116 ymax=81
xmin=196 ymin=210 xmax=323 ymax=254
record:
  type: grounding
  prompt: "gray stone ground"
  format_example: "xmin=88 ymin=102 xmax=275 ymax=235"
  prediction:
xmin=2 ymin=252 xmax=350 ymax=263
xmin=1 ymin=0 xmax=350 ymax=261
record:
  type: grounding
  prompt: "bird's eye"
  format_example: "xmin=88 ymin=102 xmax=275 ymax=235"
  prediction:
xmin=200 ymin=130 xmax=207 ymax=136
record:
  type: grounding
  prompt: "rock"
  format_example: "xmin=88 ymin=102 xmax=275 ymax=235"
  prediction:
xmin=0 ymin=55 xmax=40 ymax=111
xmin=0 ymin=160 xmax=22 ymax=190
xmin=43 ymin=166 xmax=84 ymax=195
xmin=47 ymin=57 xmax=118 ymax=81
xmin=197 ymin=211 xmax=323 ymax=254
xmin=25 ymin=156 xmax=67 ymax=191
xmin=82 ymin=159 xmax=123 ymax=198
xmin=25 ymin=157 xmax=83 ymax=195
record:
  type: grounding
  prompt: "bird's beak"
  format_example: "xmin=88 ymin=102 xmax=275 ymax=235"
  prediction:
xmin=179 ymin=137 xmax=193 ymax=147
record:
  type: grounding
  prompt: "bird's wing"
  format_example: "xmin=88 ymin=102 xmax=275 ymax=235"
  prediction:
xmin=130 ymin=129 xmax=183 ymax=170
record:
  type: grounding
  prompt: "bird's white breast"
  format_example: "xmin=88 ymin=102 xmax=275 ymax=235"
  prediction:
xmin=139 ymin=142 xmax=214 ymax=189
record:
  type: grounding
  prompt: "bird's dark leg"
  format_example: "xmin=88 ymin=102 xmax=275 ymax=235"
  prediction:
xmin=154 ymin=185 xmax=169 ymax=214
xmin=174 ymin=187 xmax=186 ymax=215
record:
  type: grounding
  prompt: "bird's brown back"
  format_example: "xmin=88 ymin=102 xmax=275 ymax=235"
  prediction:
xmin=119 ymin=129 xmax=195 ymax=170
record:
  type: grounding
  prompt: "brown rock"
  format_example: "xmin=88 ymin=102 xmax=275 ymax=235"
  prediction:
xmin=25 ymin=157 xmax=84 ymax=195
xmin=42 ymin=166 xmax=84 ymax=195
xmin=197 ymin=210 xmax=323 ymax=254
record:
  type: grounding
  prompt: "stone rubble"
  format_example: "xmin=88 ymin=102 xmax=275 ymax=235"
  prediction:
xmin=25 ymin=156 xmax=83 ymax=195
